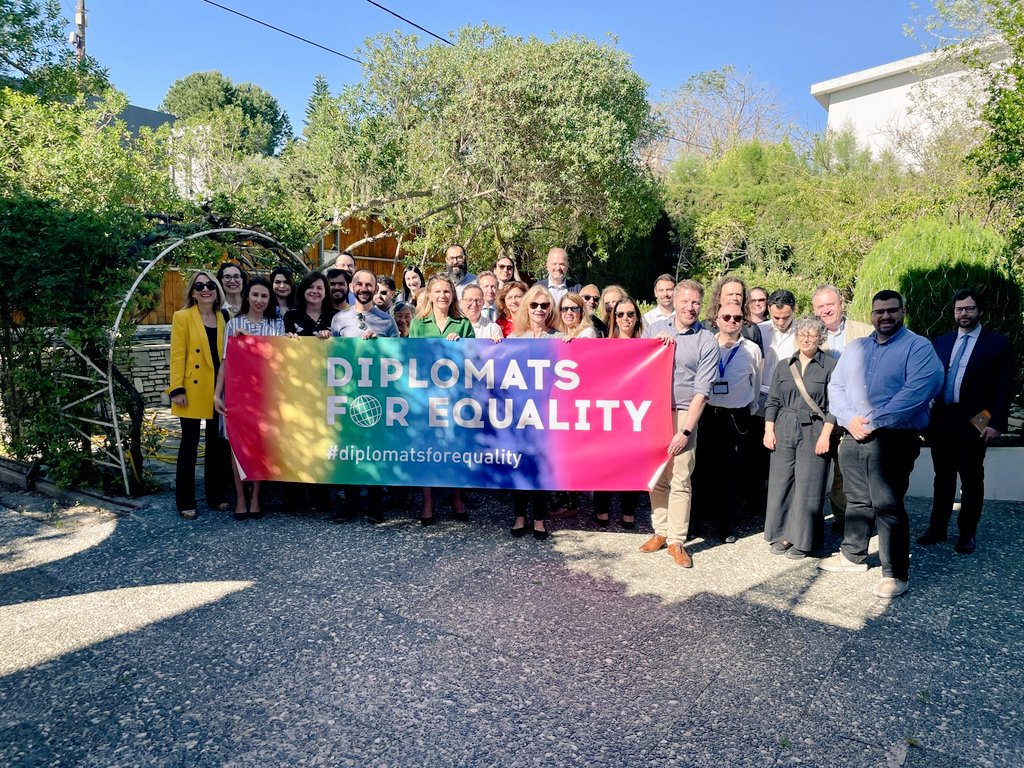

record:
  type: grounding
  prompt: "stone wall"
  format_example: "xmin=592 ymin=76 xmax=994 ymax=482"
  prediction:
xmin=128 ymin=327 xmax=171 ymax=407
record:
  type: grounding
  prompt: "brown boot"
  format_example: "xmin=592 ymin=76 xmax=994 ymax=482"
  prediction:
xmin=667 ymin=542 xmax=693 ymax=568
xmin=639 ymin=534 xmax=667 ymax=553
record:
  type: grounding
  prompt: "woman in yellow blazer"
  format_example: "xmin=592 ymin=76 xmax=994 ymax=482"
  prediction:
xmin=166 ymin=270 xmax=231 ymax=519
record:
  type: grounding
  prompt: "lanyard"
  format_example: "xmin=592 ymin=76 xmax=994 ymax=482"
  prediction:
xmin=718 ymin=344 xmax=740 ymax=378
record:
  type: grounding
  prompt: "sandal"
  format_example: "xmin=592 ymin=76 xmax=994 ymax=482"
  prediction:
xmin=179 ymin=509 xmax=198 ymax=520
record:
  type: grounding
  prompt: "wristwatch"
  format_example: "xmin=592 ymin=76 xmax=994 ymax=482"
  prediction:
xmin=680 ymin=428 xmax=692 ymax=437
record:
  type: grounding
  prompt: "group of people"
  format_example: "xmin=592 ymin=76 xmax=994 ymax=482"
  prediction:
xmin=167 ymin=247 xmax=1014 ymax=599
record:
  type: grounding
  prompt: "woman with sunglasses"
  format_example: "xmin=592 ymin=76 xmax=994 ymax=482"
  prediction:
xmin=495 ymin=280 xmax=528 ymax=338
xmin=166 ymin=271 xmax=231 ymax=520
xmin=506 ymin=284 xmax=565 ymax=540
xmin=216 ymin=262 xmax=248 ymax=318
xmin=284 ymin=271 xmax=333 ymax=339
xmin=555 ymin=292 xmax=597 ymax=339
xmin=593 ymin=296 xmax=646 ymax=529
xmin=410 ymin=275 xmax=475 ymax=525
xmin=269 ymin=266 xmax=296 ymax=318
xmin=747 ymin=286 xmax=769 ymax=323
xmin=213 ymin=276 xmax=284 ymax=520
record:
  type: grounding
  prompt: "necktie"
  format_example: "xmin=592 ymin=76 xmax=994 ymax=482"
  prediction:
xmin=943 ymin=335 xmax=969 ymax=403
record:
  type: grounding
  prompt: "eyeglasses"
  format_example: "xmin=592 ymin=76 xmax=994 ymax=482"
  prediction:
xmin=581 ymin=295 xmax=600 ymax=303
xmin=718 ymin=314 xmax=743 ymax=323
xmin=356 ymin=312 xmax=367 ymax=331
xmin=529 ymin=302 xmax=551 ymax=310
xmin=749 ymin=298 xmax=766 ymax=304
xmin=796 ymin=331 xmax=821 ymax=339
xmin=953 ymin=306 xmax=978 ymax=314
xmin=221 ymin=274 xmax=242 ymax=282
xmin=616 ymin=310 xmax=637 ymax=319
xmin=193 ymin=280 xmax=218 ymax=292
xmin=495 ymin=263 xmax=514 ymax=271
xmin=464 ymin=298 xmax=483 ymax=305
xmin=560 ymin=306 xmax=582 ymax=314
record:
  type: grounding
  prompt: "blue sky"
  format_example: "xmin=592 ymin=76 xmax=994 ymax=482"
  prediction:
xmin=80 ymin=0 xmax=936 ymax=136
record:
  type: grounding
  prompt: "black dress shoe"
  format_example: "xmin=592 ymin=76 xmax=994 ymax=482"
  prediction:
xmin=452 ymin=510 xmax=470 ymax=522
xmin=510 ymin=525 xmax=527 ymax=538
xmin=916 ymin=530 xmax=948 ymax=546
xmin=532 ymin=527 xmax=549 ymax=541
xmin=420 ymin=514 xmax=435 ymax=527
xmin=595 ymin=515 xmax=610 ymax=528
xmin=954 ymin=536 xmax=977 ymax=554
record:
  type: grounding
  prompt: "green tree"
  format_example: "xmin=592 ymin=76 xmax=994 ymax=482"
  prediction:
xmin=160 ymin=70 xmax=292 ymax=155
xmin=294 ymin=25 xmax=662 ymax=275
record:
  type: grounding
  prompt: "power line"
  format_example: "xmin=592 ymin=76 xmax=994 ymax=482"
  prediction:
xmin=200 ymin=0 xmax=363 ymax=64
xmin=363 ymin=0 xmax=454 ymax=46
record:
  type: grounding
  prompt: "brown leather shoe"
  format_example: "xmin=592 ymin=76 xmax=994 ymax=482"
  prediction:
xmin=667 ymin=542 xmax=693 ymax=568
xmin=639 ymin=534 xmax=667 ymax=553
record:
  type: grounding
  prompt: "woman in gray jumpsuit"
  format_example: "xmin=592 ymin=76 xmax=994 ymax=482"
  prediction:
xmin=763 ymin=316 xmax=837 ymax=559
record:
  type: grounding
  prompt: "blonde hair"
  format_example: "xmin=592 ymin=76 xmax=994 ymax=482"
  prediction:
xmin=598 ymin=284 xmax=627 ymax=321
xmin=415 ymin=274 xmax=464 ymax=320
xmin=555 ymin=292 xmax=595 ymax=338
xmin=512 ymin=284 xmax=556 ymax=335
xmin=182 ymin=271 xmax=225 ymax=311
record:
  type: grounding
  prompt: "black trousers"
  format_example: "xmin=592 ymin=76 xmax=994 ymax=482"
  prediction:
xmin=929 ymin=404 xmax=987 ymax=538
xmin=594 ymin=491 xmax=640 ymax=518
xmin=695 ymin=405 xmax=752 ymax=536
xmin=838 ymin=429 xmax=920 ymax=581
xmin=176 ymin=415 xmax=230 ymax=512
xmin=513 ymin=490 xmax=548 ymax=522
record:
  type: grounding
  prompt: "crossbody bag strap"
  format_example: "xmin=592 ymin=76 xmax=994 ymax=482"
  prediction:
xmin=789 ymin=359 xmax=826 ymax=421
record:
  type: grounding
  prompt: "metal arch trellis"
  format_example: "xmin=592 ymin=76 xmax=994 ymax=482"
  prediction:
xmin=87 ymin=226 xmax=310 ymax=496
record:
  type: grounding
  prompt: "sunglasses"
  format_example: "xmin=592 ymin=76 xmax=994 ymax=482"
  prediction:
xmin=529 ymin=302 xmax=551 ymax=310
xmin=616 ymin=310 xmax=637 ymax=319
xmin=193 ymin=280 xmax=218 ymax=292
xmin=560 ymin=305 xmax=582 ymax=314
xmin=581 ymin=295 xmax=600 ymax=303
xmin=496 ymin=263 xmax=514 ymax=270
xmin=356 ymin=312 xmax=367 ymax=331
xmin=718 ymin=314 xmax=743 ymax=323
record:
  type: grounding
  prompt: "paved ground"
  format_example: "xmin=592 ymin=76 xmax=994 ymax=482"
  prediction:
xmin=0 ymin=481 xmax=1022 ymax=767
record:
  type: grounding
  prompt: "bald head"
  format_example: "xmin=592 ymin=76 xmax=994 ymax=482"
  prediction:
xmin=546 ymin=247 xmax=568 ymax=286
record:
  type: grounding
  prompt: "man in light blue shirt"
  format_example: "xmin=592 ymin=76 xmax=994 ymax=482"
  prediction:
xmin=821 ymin=290 xmax=943 ymax=599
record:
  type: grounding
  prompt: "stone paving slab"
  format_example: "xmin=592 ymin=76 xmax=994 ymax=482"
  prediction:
xmin=0 ymin=485 xmax=1021 ymax=767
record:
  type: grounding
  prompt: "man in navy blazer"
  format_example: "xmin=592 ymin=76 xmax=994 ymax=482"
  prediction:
xmin=919 ymin=289 xmax=1014 ymax=554
xmin=535 ymin=247 xmax=582 ymax=305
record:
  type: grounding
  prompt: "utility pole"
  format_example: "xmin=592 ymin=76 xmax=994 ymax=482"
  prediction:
xmin=73 ymin=0 xmax=87 ymax=64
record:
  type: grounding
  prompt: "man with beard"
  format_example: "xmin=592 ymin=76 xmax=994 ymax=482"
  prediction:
xmin=918 ymin=289 xmax=1013 ymax=555
xmin=643 ymin=274 xmax=676 ymax=328
xmin=326 ymin=268 xmax=350 ymax=314
xmin=331 ymin=270 xmax=399 ymax=339
xmin=443 ymin=245 xmax=476 ymax=299
xmin=821 ymin=290 xmax=943 ymax=598
xmin=580 ymin=284 xmax=606 ymax=337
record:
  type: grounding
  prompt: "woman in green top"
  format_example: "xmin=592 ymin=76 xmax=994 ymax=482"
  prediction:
xmin=410 ymin=275 xmax=475 ymax=525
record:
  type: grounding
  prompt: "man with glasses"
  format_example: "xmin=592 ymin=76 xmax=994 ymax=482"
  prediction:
xmin=537 ymin=247 xmax=581 ymax=305
xmin=331 ymin=270 xmax=399 ymax=340
xmin=374 ymin=275 xmax=396 ymax=314
xmin=918 ymin=289 xmax=1013 ymax=555
xmin=580 ymin=284 xmax=606 ymax=337
xmin=643 ymin=274 xmax=676 ymax=327
xmin=494 ymin=257 xmax=516 ymax=289
xmin=642 ymin=280 xmax=720 ymax=568
xmin=694 ymin=302 xmax=762 ymax=544
xmin=460 ymin=283 xmax=503 ymax=341
xmin=822 ymin=290 xmax=943 ymax=598
xmin=444 ymin=245 xmax=476 ymax=299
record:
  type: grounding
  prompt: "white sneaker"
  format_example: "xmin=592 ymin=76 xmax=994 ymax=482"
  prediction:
xmin=873 ymin=577 xmax=909 ymax=598
xmin=817 ymin=551 xmax=868 ymax=573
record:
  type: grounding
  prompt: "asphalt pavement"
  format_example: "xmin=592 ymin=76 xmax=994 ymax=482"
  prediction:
xmin=1 ymin=484 xmax=1022 ymax=767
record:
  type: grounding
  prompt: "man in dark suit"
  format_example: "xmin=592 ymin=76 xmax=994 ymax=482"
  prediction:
xmin=918 ymin=289 xmax=1014 ymax=554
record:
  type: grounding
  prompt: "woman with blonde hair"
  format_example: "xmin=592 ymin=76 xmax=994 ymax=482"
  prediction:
xmin=555 ymin=292 xmax=597 ymax=339
xmin=507 ymin=284 xmax=564 ymax=539
xmin=410 ymin=275 xmax=475 ymax=524
xmin=167 ymin=271 xmax=231 ymax=520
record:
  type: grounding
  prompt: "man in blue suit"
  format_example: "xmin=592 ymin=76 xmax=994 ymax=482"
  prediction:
xmin=918 ymin=289 xmax=1014 ymax=554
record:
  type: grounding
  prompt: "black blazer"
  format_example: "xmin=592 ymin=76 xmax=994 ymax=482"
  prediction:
xmin=933 ymin=327 xmax=1014 ymax=432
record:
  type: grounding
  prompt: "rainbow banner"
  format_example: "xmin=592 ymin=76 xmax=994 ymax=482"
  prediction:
xmin=224 ymin=336 xmax=673 ymax=490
